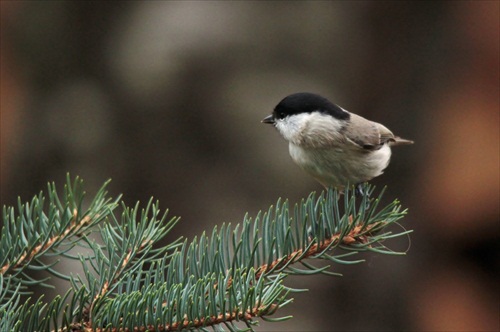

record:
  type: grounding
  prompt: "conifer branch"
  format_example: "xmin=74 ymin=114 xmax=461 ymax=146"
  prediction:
xmin=2 ymin=210 xmax=90 ymax=275
xmin=254 ymin=217 xmax=382 ymax=279
xmin=80 ymin=303 xmax=282 ymax=332
xmin=0 ymin=176 xmax=411 ymax=332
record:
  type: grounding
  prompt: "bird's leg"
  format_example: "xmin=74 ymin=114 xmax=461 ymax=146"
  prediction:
xmin=355 ymin=183 xmax=365 ymax=197
xmin=356 ymin=183 xmax=371 ymax=209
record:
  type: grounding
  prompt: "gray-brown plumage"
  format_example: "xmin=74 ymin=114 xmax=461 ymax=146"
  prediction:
xmin=345 ymin=113 xmax=414 ymax=151
xmin=263 ymin=92 xmax=414 ymax=189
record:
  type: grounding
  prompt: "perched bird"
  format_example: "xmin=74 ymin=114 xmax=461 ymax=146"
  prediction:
xmin=262 ymin=92 xmax=413 ymax=192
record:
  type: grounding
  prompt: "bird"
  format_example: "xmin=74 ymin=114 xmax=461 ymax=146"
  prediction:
xmin=262 ymin=92 xmax=413 ymax=193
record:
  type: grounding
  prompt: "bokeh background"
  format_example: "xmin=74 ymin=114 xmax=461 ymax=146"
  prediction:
xmin=1 ymin=1 xmax=498 ymax=331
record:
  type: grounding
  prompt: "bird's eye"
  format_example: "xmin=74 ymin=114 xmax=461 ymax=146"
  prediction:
xmin=277 ymin=111 xmax=286 ymax=119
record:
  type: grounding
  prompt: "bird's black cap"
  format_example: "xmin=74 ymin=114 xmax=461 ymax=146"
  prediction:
xmin=273 ymin=92 xmax=350 ymax=121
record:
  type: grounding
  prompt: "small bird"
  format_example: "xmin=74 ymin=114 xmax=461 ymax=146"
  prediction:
xmin=262 ymin=92 xmax=413 ymax=192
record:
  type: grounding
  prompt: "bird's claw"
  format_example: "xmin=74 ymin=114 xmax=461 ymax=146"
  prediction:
xmin=356 ymin=183 xmax=371 ymax=209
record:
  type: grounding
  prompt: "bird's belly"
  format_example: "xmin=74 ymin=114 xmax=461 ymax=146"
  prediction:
xmin=289 ymin=143 xmax=392 ymax=188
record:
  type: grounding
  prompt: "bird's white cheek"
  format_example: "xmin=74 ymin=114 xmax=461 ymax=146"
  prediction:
xmin=373 ymin=144 xmax=392 ymax=171
xmin=277 ymin=113 xmax=347 ymax=148
xmin=275 ymin=120 xmax=303 ymax=144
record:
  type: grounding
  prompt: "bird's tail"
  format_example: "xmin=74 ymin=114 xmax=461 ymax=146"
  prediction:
xmin=389 ymin=137 xmax=414 ymax=146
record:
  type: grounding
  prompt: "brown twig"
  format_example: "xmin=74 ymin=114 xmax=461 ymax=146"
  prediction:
xmin=86 ymin=232 xmax=155 ymax=327
xmin=255 ymin=219 xmax=383 ymax=279
xmin=75 ymin=303 xmax=278 ymax=332
xmin=0 ymin=209 xmax=93 ymax=275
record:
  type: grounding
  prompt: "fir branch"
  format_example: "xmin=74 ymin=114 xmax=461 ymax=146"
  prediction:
xmin=77 ymin=184 xmax=409 ymax=331
xmin=1 ymin=176 xmax=117 ymax=275
xmin=87 ymin=269 xmax=291 ymax=332
xmin=74 ymin=199 xmax=182 ymax=327
xmin=254 ymin=217 xmax=381 ymax=279
xmin=0 ymin=177 xmax=411 ymax=332
xmin=0 ymin=175 xmax=119 ymax=308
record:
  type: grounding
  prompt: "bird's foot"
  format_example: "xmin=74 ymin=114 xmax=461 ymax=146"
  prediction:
xmin=355 ymin=183 xmax=366 ymax=197
xmin=355 ymin=183 xmax=371 ymax=209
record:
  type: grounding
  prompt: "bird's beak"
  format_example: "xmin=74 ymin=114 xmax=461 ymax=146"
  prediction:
xmin=262 ymin=114 xmax=275 ymax=124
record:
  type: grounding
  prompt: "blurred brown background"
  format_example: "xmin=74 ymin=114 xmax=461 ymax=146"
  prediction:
xmin=1 ymin=1 xmax=498 ymax=331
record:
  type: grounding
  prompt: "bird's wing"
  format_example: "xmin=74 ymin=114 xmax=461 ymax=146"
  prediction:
xmin=342 ymin=114 xmax=389 ymax=150
xmin=343 ymin=114 xmax=414 ymax=150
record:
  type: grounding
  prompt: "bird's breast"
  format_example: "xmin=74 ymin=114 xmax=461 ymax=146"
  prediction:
xmin=288 ymin=143 xmax=392 ymax=188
